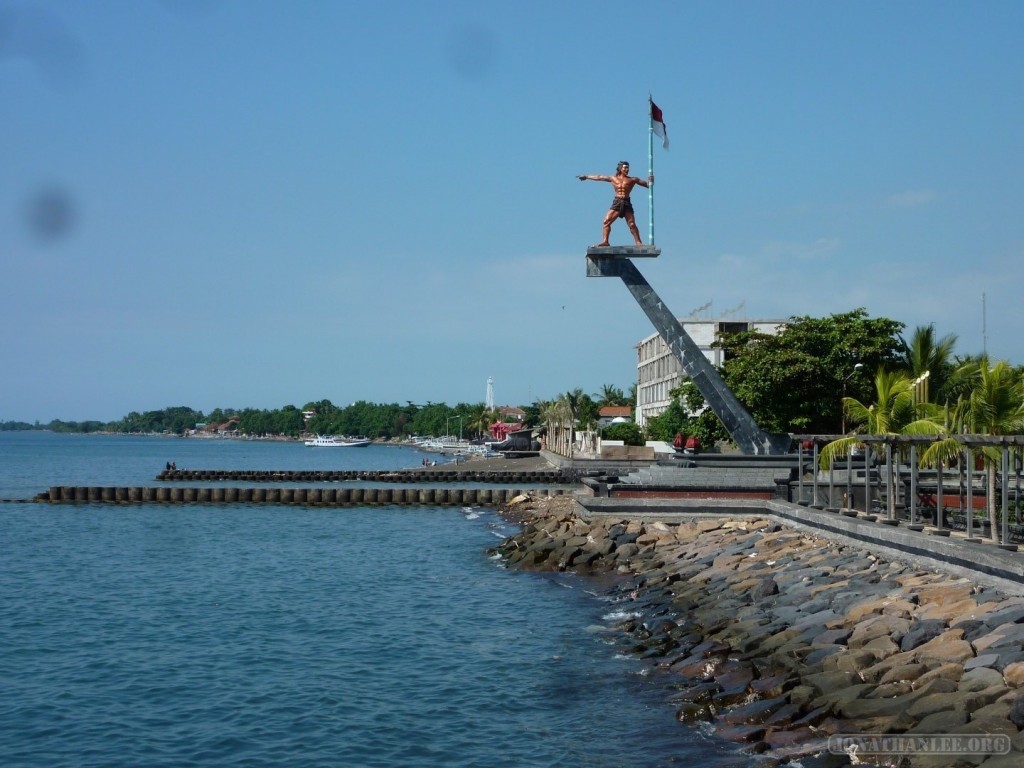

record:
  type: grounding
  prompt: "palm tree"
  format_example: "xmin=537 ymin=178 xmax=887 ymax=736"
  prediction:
xmin=559 ymin=389 xmax=586 ymax=456
xmin=898 ymin=325 xmax=958 ymax=403
xmin=820 ymin=368 xmax=943 ymax=511
xmin=465 ymin=403 xmax=495 ymax=440
xmin=594 ymin=384 xmax=626 ymax=407
xmin=922 ymin=358 xmax=1024 ymax=540
xmin=537 ymin=399 xmax=565 ymax=455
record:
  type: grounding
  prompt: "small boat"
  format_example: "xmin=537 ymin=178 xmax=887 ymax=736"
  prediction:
xmin=304 ymin=435 xmax=371 ymax=447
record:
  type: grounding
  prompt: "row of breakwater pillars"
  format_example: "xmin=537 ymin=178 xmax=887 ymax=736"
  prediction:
xmin=6 ymin=466 xmax=577 ymax=505
xmin=156 ymin=468 xmax=576 ymax=484
xmin=492 ymin=501 xmax=1024 ymax=767
xmin=40 ymin=485 xmax=565 ymax=506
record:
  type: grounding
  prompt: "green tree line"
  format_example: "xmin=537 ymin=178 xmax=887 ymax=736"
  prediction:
xmin=8 ymin=308 xmax=1019 ymax=447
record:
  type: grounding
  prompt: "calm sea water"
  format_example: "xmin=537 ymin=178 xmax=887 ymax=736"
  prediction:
xmin=0 ymin=433 xmax=744 ymax=767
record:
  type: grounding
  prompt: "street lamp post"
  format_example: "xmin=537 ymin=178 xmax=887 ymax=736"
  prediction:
xmin=841 ymin=363 xmax=864 ymax=434
xmin=445 ymin=415 xmax=464 ymax=441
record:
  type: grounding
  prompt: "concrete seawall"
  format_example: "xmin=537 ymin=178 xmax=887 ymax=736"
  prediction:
xmin=492 ymin=495 xmax=1024 ymax=766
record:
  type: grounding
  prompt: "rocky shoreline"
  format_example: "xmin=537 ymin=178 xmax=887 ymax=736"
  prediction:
xmin=491 ymin=495 xmax=1024 ymax=767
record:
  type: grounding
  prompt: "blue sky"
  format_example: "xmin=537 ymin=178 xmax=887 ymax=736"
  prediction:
xmin=2 ymin=0 xmax=1022 ymax=422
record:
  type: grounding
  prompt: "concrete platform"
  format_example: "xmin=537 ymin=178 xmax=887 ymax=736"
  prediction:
xmin=585 ymin=245 xmax=660 ymax=258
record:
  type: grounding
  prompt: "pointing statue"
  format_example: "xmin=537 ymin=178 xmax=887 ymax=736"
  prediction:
xmin=578 ymin=161 xmax=653 ymax=246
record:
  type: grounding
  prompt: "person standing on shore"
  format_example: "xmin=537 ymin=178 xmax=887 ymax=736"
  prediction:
xmin=578 ymin=161 xmax=653 ymax=246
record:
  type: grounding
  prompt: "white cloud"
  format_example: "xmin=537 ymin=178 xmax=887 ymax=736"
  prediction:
xmin=761 ymin=237 xmax=841 ymax=261
xmin=886 ymin=189 xmax=937 ymax=209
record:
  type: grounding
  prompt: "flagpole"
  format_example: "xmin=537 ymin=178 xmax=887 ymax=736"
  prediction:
xmin=648 ymin=95 xmax=655 ymax=246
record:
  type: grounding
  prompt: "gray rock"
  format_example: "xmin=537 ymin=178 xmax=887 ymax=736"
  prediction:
xmin=1009 ymin=693 xmax=1024 ymax=729
xmin=844 ymin=677 xmax=958 ymax=719
xmin=964 ymin=654 xmax=1001 ymax=672
xmin=813 ymin=628 xmax=852 ymax=646
xmin=749 ymin=577 xmax=779 ymax=601
xmin=983 ymin=605 xmax=1024 ymax=628
xmin=803 ymin=645 xmax=844 ymax=666
xmin=802 ymin=671 xmax=860 ymax=696
xmin=974 ymin=755 xmax=1024 ymax=768
xmin=959 ymin=666 xmax=1006 ymax=692
xmin=907 ymin=708 xmax=969 ymax=732
xmin=979 ymin=622 xmax=1024 ymax=649
xmin=954 ymin=619 xmax=989 ymax=643
xmin=901 ymin=619 xmax=948 ymax=651
xmin=991 ymin=646 xmax=1024 ymax=672
xmin=675 ymin=701 xmax=714 ymax=722
xmin=720 ymin=694 xmax=790 ymax=725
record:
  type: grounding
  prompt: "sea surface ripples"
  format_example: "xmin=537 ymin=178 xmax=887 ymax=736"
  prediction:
xmin=0 ymin=433 xmax=743 ymax=767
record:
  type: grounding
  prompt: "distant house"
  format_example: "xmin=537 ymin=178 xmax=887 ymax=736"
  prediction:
xmin=598 ymin=406 xmax=633 ymax=427
xmin=489 ymin=407 xmax=527 ymax=441
xmin=490 ymin=421 xmax=519 ymax=441
xmin=496 ymin=406 xmax=525 ymax=422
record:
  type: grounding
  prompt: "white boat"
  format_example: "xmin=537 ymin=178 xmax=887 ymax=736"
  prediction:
xmin=419 ymin=436 xmax=472 ymax=454
xmin=304 ymin=435 xmax=371 ymax=447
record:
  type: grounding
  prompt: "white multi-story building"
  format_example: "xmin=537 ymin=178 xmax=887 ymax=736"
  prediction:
xmin=635 ymin=319 xmax=784 ymax=427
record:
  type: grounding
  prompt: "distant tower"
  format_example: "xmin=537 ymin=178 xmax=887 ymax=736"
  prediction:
xmin=486 ymin=376 xmax=494 ymax=410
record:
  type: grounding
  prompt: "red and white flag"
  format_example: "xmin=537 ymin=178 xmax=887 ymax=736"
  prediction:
xmin=650 ymin=100 xmax=669 ymax=150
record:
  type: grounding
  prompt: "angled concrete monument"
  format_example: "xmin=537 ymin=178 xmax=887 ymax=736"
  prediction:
xmin=587 ymin=247 xmax=791 ymax=455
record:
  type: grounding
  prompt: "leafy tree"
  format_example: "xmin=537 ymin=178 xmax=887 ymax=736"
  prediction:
xmin=274 ymin=405 xmax=305 ymax=436
xmin=408 ymin=402 xmax=454 ymax=438
xmin=718 ymin=308 xmax=904 ymax=434
xmin=602 ymin=422 xmax=644 ymax=445
xmin=521 ymin=400 xmax=542 ymax=428
xmin=645 ymin=380 xmax=728 ymax=447
xmin=0 ymin=420 xmax=35 ymax=431
xmin=644 ymin=397 xmax=688 ymax=442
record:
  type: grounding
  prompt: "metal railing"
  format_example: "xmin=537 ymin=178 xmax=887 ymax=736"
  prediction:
xmin=792 ymin=434 xmax=1024 ymax=548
